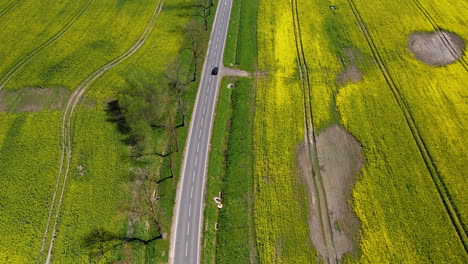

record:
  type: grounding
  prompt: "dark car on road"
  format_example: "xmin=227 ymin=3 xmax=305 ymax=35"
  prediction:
xmin=211 ymin=67 xmax=219 ymax=75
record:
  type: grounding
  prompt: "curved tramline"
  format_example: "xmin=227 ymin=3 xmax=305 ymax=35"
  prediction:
xmin=36 ymin=0 xmax=165 ymax=263
xmin=346 ymin=0 xmax=468 ymax=254
xmin=0 ymin=0 xmax=22 ymax=18
xmin=410 ymin=0 xmax=468 ymax=71
xmin=291 ymin=0 xmax=338 ymax=263
xmin=0 ymin=0 xmax=95 ymax=91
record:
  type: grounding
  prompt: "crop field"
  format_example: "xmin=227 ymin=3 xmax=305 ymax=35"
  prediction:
xmin=1 ymin=0 xmax=155 ymax=91
xmin=0 ymin=0 xmax=22 ymax=18
xmin=0 ymin=111 xmax=61 ymax=263
xmin=255 ymin=0 xmax=467 ymax=263
xmin=1 ymin=0 xmax=466 ymax=263
xmin=0 ymin=0 xmax=92 ymax=88
xmin=0 ymin=0 xmax=203 ymax=262
xmin=254 ymin=0 xmax=317 ymax=263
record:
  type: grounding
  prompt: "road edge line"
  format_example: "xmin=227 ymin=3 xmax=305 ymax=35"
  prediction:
xmin=195 ymin=1 xmax=233 ymax=264
xmin=168 ymin=1 xmax=223 ymax=263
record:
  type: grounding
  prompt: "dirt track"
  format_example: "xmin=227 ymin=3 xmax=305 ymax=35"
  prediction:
xmin=220 ymin=66 xmax=251 ymax=78
xmin=291 ymin=0 xmax=338 ymax=262
xmin=0 ymin=0 xmax=22 ymax=18
xmin=36 ymin=1 xmax=165 ymax=263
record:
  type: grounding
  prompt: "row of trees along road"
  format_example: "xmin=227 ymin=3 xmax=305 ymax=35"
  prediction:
xmin=100 ymin=1 xmax=214 ymax=252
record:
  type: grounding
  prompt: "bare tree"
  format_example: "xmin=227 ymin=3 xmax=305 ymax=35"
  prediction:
xmin=142 ymin=185 xmax=163 ymax=238
xmin=167 ymin=59 xmax=190 ymax=127
xmin=124 ymin=171 xmax=164 ymax=239
xmin=186 ymin=21 xmax=204 ymax=82
xmin=166 ymin=112 xmax=180 ymax=152
xmin=157 ymin=145 xmax=176 ymax=184
xmin=195 ymin=0 xmax=211 ymax=30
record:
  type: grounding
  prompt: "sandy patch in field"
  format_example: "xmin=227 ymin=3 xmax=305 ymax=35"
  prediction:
xmin=298 ymin=125 xmax=362 ymax=262
xmin=337 ymin=49 xmax=363 ymax=85
xmin=0 ymin=87 xmax=70 ymax=113
xmin=317 ymin=125 xmax=362 ymax=260
xmin=408 ymin=31 xmax=465 ymax=66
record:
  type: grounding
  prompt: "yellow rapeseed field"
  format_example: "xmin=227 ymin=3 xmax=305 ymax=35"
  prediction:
xmin=254 ymin=0 xmax=317 ymax=262
xmin=255 ymin=0 xmax=467 ymax=262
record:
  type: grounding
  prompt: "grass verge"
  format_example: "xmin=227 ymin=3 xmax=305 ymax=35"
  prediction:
xmin=202 ymin=0 xmax=258 ymax=262
xmin=202 ymin=78 xmax=257 ymax=264
xmin=223 ymin=0 xmax=258 ymax=71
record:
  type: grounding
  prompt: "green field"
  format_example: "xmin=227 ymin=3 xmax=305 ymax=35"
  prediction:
xmin=0 ymin=0 xmax=215 ymax=262
xmin=0 ymin=0 xmax=90 ymax=82
xmin=0 ymin=111 xmax=61 ymax=263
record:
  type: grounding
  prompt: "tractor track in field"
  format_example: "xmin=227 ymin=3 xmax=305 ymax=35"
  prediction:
xmin=346 ymin=0 xmax=468 ymax=254
xmin=0 ymin=0 xmax=22 ymax=18
xmin=36 ymin=0 xmax=165 ymax=263
xmin=0 ymin=0 xmax=95 ymax=91
xmin=291 ymin=0 xmax=338 ymax=263
xmin=410 ymin=0 xmax=468 ymax=71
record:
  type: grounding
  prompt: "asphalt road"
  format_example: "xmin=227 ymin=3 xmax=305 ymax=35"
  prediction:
xmin=169 ymin=0 xmax=233 ymax=263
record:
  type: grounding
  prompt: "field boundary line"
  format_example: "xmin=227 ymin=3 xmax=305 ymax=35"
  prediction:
xmin=0 ymin=0 xmax=95 ymax=91
xmin=36 ymin=1 xmax=165 ymax=263
xmin=410 ymin=0 xmax=468 ymax=71
xmin=291 ymin=0 xmax=337 ymax=263
xmin=0 ymin=0 xmax=22 ymax=18
xmin=346 ymin=0 xmax=468 ymax=253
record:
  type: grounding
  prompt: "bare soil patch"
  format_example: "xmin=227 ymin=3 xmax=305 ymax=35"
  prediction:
xmin=408 ymin=30 xmax=465 ymax=66
xmin=337 ymin=49 xmax=363 ymax=85
xmin=0 ymin=87 xmax=71 ymax=113
xmin=221 ymin=67 xmax=251 ymax=78
xmin=317 ymin=125 xmax=362 ymax=260
xmin=298 ymin=125 xmax=363 ymax=262
xmin=297 ymin=141 xmax=328 ymax=263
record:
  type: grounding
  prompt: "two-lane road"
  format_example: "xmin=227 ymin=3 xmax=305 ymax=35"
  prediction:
xmin=169 ymin=0 xmax=233 ymax=263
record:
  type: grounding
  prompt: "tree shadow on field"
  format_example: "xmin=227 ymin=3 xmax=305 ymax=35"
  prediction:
xmin=84 ymin=228 xmax=161 ymax=263
xmin=105 ymin=100 xmax=136 ymax=146
xmin=105 ymin=100 xmax=129 ymax=134
xmin=163 ymin=2 xmax=194 ymax=12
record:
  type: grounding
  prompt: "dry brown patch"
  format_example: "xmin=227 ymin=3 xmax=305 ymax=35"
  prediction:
xmin=297 ymin=141 xmax=327 ymax=262
xmin=298 ymin=125 xmax=363 ymax=262
xmin=337 ymin=49 xmax=363 ymax=85
xmin=408 ymin=30 xmax=465 ymax=66
xmin=0 ymin=87 xmax=71 ymax=113
xmin=0 ymin=90 xmax=16 ymax=112
xmin=317 ymin=125 xmax=362 ymax=259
